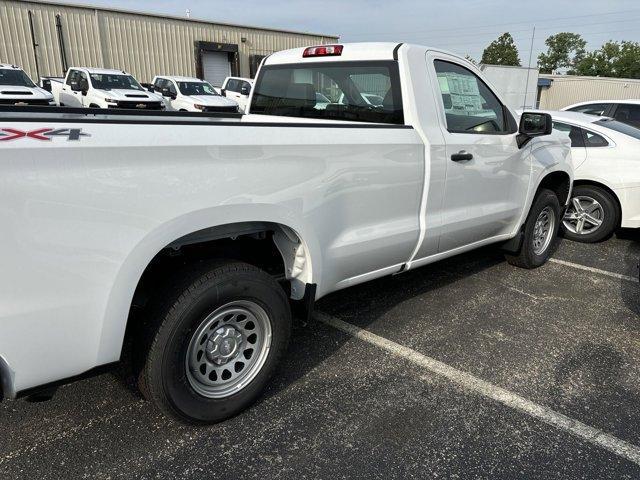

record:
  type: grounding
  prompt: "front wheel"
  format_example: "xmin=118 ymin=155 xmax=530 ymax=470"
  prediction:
xmin=506 ymin=188 xmax=561 ymax=269
xmin=138 ymin=261 xmax=291 ymax=424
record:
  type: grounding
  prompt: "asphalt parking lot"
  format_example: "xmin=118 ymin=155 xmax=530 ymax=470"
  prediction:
xmin=1 ymin=232 xmax=639 ymax=479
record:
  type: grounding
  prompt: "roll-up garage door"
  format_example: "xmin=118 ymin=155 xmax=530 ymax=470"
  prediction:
xmin=202 ymin=52 xmax=232 ymax=87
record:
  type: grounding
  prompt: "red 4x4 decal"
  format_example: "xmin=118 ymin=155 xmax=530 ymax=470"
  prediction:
xmin=0 ymin=128 xmax=90 ymax=141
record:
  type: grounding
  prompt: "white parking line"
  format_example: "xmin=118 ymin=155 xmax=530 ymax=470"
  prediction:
xmin=550 ymin=258 xmax=639 ymax=284
xmin=315 ymin=311 xmax=640 ymax=466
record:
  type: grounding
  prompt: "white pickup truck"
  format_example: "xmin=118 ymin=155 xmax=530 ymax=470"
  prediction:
xmin=0 ymin=43 xmax=572 ymax=424
xmin=44 ymin=67 xmax=165 ymax=109
xmin=0 ymin=64 xmax=56 ymax=106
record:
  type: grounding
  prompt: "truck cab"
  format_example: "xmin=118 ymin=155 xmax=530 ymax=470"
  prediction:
xmin=0 ymin=64 xmax=55 ymax=106
xmin=53 ymin=67 xmax=165 ymax=109
xmin=151 ymin=76 xmax=239 ymax=112
xmin=219 ymin=76 xmax=253 ymax=112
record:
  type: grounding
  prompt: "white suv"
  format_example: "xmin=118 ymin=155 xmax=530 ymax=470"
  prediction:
xmin=152 ymin=76 xmax=239 ymax=113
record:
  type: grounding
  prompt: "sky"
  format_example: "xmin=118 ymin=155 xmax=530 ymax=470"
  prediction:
xmin=60 ymin=0 xmax=640 ymax=65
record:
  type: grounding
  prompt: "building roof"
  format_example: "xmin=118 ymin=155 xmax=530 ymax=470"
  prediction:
xmin=539 ymin=73 xmax=640 ymax=85
xmin=15 ymin=0 xmax=339 ymax=39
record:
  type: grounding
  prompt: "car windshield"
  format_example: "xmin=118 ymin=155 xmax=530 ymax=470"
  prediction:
xmin=595 ymin=118 xmax=640 ymax=141
xmin=177 ymin=81 xmax=218 ymax=96
xmin=90 ymin=74 xmax=143 ymax=91
xmin=0 ymin=69 xmax=35 ymax=87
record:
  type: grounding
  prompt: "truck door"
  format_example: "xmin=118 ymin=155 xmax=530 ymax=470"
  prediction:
xmin=60 ymin=70 xmax=84 ymax=108
xmin=428 ymin=54 xmax=530 ymax=252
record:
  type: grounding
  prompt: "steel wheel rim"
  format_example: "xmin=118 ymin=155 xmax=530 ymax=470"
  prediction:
xmin=563 ymin=195 xmax=604 ymax=235
xmin=185 ymin=300 xmax=272 ymax=399
xmin=532 ymin=206 xmax=555 ymax=255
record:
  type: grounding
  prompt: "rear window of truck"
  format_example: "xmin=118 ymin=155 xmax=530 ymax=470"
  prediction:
xmin=250 ymin=61 xmax=404 ymax=125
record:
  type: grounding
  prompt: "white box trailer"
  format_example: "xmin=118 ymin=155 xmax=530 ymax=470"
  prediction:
xmin=481 ymin=64 xmax=539 ymax=111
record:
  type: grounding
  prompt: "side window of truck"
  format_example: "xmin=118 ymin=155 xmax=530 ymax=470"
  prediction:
xmin=154 ymin=78 xmax=166 ymax=90
xmin=78 ymin=72 xmax=89 ymax=89
xmin=167 ymin=81 xmax=177 ymax=96
xmin=226 ymin=79 xmax=239 ymax=92
xmin=434 ymin=60 xmax=508 ymax=134
xmin=66 ymin=70 xmax=79 ymax=86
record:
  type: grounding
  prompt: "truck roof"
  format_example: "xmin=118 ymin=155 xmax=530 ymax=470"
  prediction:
xmin=263 ymin=42 xmax=459 ymax=66
xmin=0 ymin=64 xmax=21 ymax=70
xmin=155 ymin=75 xmax=204 ymax=83
xmin=265 ymin=42 xmax=402 ymax=65
xmin=70 ymin=67 xmax=131 ymax=75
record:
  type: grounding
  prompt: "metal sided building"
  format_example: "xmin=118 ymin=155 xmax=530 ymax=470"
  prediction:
xmin=0 ymin=0 xmax=338 ymax=86
xmin=537 ymin=74 xmax=640 ymax=110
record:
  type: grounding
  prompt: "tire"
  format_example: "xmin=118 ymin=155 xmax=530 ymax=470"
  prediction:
xmin=506 ymin=188 xmax=561 ymax=269
xmin=138 ymin=260 xmax=291 ymax=424
xmin=561 ymin=185 xmax=619 ymax=243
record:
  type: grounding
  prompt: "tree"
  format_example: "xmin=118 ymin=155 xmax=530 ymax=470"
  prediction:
xmin=481 ymin=33 xmax=521 ymax=66
xmin=537 ymin=32 xmax=586 ymax=74
xmin=575 ymin=41 xmax=640 ymax=78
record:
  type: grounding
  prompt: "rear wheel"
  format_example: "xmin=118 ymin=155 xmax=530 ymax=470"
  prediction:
xmin=137 ymin=261 xmax=291 ymax=424
xmin=506 ymin=188 xmax=561 ymax=269
xmin=562 ymin=185 xmax=619 ymax=243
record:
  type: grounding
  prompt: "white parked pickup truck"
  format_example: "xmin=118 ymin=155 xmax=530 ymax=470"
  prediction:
xmin=151 ymin=75 xmax=239 ymax=112
xmin=0 ymin=64 xmax=56 ymax=106
xmin=44 ymin=67 xmax=165 ymax=110
xmin=218 ymin=76 xmax=254 ymax=112
xmin=0 ymin=43 xmax=572 ymax=424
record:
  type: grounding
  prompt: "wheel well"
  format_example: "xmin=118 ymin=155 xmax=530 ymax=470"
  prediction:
xmin=89 ymin=103 xmax=100 ymax=108
xmin=572 ymin=179 xmax=622 ymax=223
xmin=128 ymin=222 xmax=311 ymax=315
xmin=537 ymin=171 xmax=571 ymax=206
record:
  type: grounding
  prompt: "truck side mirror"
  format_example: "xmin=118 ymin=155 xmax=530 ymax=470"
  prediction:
xmin=160 ymin=87 xmax=176 ymax=99
xmin=517 ymin=112 xmax=552 ymax=148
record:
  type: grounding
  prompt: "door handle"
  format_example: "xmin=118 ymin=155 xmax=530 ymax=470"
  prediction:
xmin=451 ymin=151 xmax=473 ymax=162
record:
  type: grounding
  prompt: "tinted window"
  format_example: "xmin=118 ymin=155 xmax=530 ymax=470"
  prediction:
xmin=583 ymin=129 xmax=609 ymax=147
xmin=0 ymin=69 xmax=35 ymax=87
xmin=553 ymin=122 xmax=584 ymax=147
xmin=434 ymin=60 xmax=507 ymax=134
xmin=567 ymin=103 xmax=610 ymax=116
xmin=178 ymin=81 xmax=217 ymax=96
xmin=613 ymin=104 xmax=640 ymax=128
xmin=66 ymin=70 xmax=79 ymax=86
xmin=251 ymin=61 xmax=404 ymax=125
xmin=595 ymin=118 xmax=640 ymax=141
xmin=154 ymin=78 xmax=167 ymax=90
xmin=89 ymin=74 xmax=143 ymax=91
xmin=226 ymin=79 xmax=240 ymax=92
